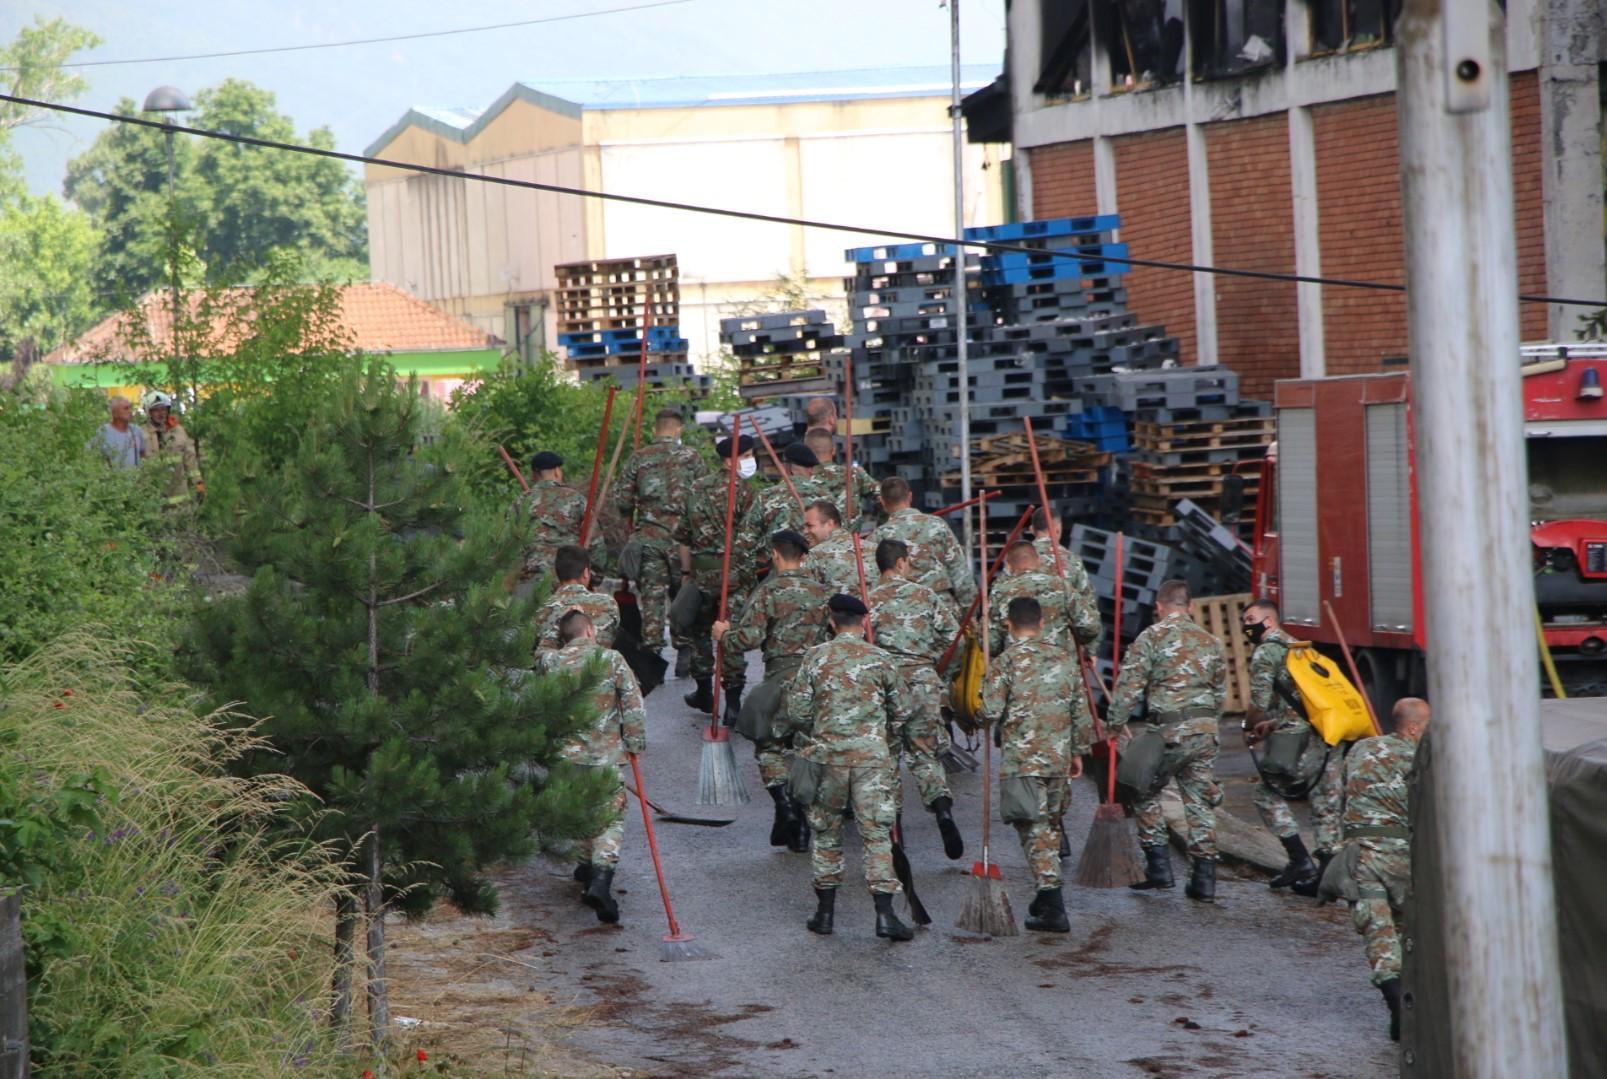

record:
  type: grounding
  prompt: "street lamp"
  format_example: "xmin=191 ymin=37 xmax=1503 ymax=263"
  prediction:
xmin=142 ymin=85 xmax=191 ymax=401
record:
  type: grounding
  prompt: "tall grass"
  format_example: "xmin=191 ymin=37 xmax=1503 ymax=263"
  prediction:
xmin=2 ymin=634 xmax=350 ymax=1076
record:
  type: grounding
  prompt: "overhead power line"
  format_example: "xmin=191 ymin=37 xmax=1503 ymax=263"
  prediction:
xmin=0 ymin=1 xmax=693 ymax=71
xmin=3 ymin=91 xmax=1603 ymax=310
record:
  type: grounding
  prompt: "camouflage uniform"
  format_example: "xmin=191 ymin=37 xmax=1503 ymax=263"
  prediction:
xmin=141 ymin=419 xmax=203 ymax=504
xmin=674 ymin=466 xmax=759 ymax=685
xmin=539 ymin=638 xmax=647 ymax=870
xmin=982 ymin=635 xmax=1093 ymax=891
xmin=988 ymin=568 xmax=1102 ymax=658
xmin=867 ymin=575 xmax=960 ymax=808
xmin=535 ymin=582 xmax=620 ymax=651
xmin=720 ymin=568 xmax=832 ymax=787
xmin=615 ymin=437 xmax=701 ymax=649
xmin=807 ymin=528 xmax=871 ymax=597
xmin=790 ymin=633 xmax=915 ymax=894
xmin=517 ymin=479 xmax=594 ymax=582
xmin=870 ymin=507 xmax=975 ymax=615
xmin=1106 ymin=610 xmax=1227 ymax=861
xmin=1248 ymin=627 xmax=1343 ymax=851
xmin=738 ymin=476 xmax=828 ymax=582
xmin=1342 ymin=733 xmax=1415 ymax=987
xmin=814 ymin=460 xmax=882 ymax=533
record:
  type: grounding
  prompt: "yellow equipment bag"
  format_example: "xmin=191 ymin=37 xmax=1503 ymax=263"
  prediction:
xmin=1285 ymin=642 xmax=1375 ymax=745
xmin=948 ymin=628 xmax=986 ymax=735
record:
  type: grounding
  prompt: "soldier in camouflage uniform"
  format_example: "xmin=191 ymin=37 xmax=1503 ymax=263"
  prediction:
xmin=712 ymin=530 xmax=831 ymax=852
xmin=803 ymin=500 xmax=868 ymax=596
xmin=988 ymin=542 xmax=1102 ymax=657
xmin=518 ymin=451 xmax=600 ymax=582
xmin=1343 ymin=697 xmax=1428 ymax=1042
xmin=1241 ymin=599 xmax=1343 ymax=890
xmin=737 ymin=441 xmax=828 ymax=585
xmin=615 ymin=409 xmax=702 ymax=661
xmin=1029 ymin=505 xmax=1100 ymax=618
xmin=790 ymin=594 xmax=917 ymax=942
xmin=870 ymin=476 xmax=976 ymax=616
xmin=867 ymin=539 xmax=964 ymax=860
xmin=536 ymin=610 xmax=647 ymax=924
xmin=804 ymin=427 xmax=882 ymax=533
xmin=1106 ymin=579 xmax=1228 ymax=902
xmin=674 ymin=436 xmax=760 ymax=714
xmin=535 ymin=546 xmax=620 ymax=651
xmin=982 ymin=596 xmax=1094 ymax=932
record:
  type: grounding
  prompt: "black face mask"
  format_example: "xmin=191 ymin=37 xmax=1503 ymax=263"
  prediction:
xmin=1243 ymin=622 xmax=1268 ymax=646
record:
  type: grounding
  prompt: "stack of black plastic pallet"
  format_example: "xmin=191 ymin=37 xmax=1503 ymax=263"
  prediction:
xmin=722 ymin=310 xmax=843 ymax=403
xmin=1171 ymin=498 xmax=1254 ymax=595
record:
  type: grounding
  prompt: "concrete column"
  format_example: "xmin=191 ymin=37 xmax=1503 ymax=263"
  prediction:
xmin=1093 ymin=136 xmax=1119 ymax=216
xmin=1537 ymin=0 xmax=1605 ymax=338
xmin=1185 ymin=122 xmax=1218 ymax=366
xmin=1288 ymin=105 xmax=1327 ymax=376
xmin=783 ymin=135 xmax=807 ymax=279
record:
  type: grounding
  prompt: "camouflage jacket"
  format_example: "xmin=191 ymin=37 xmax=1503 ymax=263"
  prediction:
xmin=1342 ymin=734 xmax=1414 ymax=834
xmin=1026 ymin=539 xmax=1101 ymax=643
xmin=807 ymin=528 xmax=871 ymax=598
xmin=868 ymin=576 xmax=959 ymax=669
xmin=813 ymin=460 xmax=882 ymax=532
xmin=539 ymin=639 xmax=646 ymax=768
xmin=674 ymin=467 xmax=758 ymax=558
xmin=1107 ymin=610 xmax=1227 ymax=736
xmin=988 ymin=569 xmax=1100 ymax=657
xmin=535 ymin=582 xmax=620 ymax=651
xmin=738 ymin=475 xmax=828 ymax=578
xmin=616 ymin=437 xmax=701 ymax=542
xmin=870 ymin=507 xmax=975 ymax=609
xmin=791 ymin=633 xmax=914 ymax=767
xmin=517 ymin=479 xmax=590 ymax=579
xmin=982 ymin=634 xmax=1093 ymax=778
xmin=722 ymin=566 xmax=831 ymax=668
xmin=141 ymin=419 xmax=203 ymax=501
xmin=1248 ymin=626 xmax=1307 ymax=733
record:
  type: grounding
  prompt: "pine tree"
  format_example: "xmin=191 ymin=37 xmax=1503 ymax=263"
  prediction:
xmin=184 ymin=360 xmax=612 ymax=1050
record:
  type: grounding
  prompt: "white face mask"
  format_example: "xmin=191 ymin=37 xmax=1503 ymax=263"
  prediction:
xmin=737 ymin=456 xmax=757 ymax=478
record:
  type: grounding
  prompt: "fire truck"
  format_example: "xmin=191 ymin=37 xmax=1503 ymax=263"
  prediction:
xmin=1241 ymin=344 xmax=1607 ymax=713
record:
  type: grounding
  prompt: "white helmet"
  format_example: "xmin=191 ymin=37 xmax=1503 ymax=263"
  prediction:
xmin=142 ymin=390 xmax=175 ymax=411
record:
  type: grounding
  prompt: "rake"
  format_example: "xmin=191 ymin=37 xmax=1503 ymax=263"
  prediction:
xmin=629 ymin=753 xmax=716 ymax=961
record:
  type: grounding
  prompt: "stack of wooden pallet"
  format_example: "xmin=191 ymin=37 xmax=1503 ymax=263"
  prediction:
xmin=1126 ymin=411 xmax=1273 ymax=534
xmin=945 ymin=432 xmax=1112 ymax=549
xmin=556 ymin=255 xmax=706 ymax=392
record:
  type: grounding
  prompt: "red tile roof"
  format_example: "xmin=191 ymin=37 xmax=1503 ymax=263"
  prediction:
xmin=47 ymin=282 xmax=501 ymax=364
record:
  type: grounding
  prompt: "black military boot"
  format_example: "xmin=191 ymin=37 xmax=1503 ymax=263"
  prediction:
xmin=1184 ymin=859 xmax=1217 ymax=903
xmin=581 ymin=866 xmax=620 ymax=924
xmin=806 ymin=888 xmax=836 ymax=935
xmin=1269 ymin=833 xmax=1317 ymax=889
xmin=929 ymin=796 xmax=965 ymax=860
xmin=788 ymin=805 xmax=812 ymax=853
xmin=1129 ymin=845 xmax=1176 ymax=891
xmin=722 ymin=685 xmax=743 ymax=728
xmin=674 ymin=648 xmax=692 ymax=679
xmin=1380 ymin=978 xmax=1402 ymax=1041
xmin=1025 ymin=887 xmax=1071 ymax=933
xmin=682 ymin=677 xmax=713 ymax=713
xmin=873 ymin=892 xmax=914 ymax=942
xmin=1291 ymin=849 xmax=1334 ymax=898
xmin=767 ymin=785 xmax=798 ymax=847
xmin=572 ymin=862 xmax=593 ymax=887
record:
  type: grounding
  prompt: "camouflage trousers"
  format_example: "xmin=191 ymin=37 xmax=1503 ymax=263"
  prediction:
xmin=1252 ymin=737 xmax=1344 ymax=851
xmin=633 ymin=538 xmax=679 ymax=652
xmin=1010 ymin=774 xmax=1070 ymax=891
xmin=688 ymin=564 xmax=749 ymax=686
xmin=1350 ymin=838 xmax=1410 ymax=987
xmin=893 ymin=663 xmax=951 ymax=810
xmin=1135 ymin=731 xmax=1221 ymax=861
xmin=754 ymin=658 xmax=804 ymax=789
xmin=578 ymin=772 xmax=628 ymax=870
xmin=806 ymin=763 xmax=900 ymax=894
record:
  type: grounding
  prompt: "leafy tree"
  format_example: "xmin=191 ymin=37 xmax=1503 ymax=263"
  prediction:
xmin=0 ymin=17 xmax=102 ymax=199
xmin=0 ymin=191 xmax=100 ymax=361
xmin=183 ymin=362 xmax=609 ymax=1048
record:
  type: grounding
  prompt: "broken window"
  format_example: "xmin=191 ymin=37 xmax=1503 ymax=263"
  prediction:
xmin=1036 ymin=0 xmax=1094 ymax=98
xmin=1308 ymin=0 xmax=1402 ymax=53
xmin=1190 ymin=0 xmax=1285 ymax=78
xmin=1097 ymin=0 xmax=1186 ymax=89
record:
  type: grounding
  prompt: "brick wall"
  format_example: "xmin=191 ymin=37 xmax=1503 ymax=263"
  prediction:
xmin=1312 ymin=94 xmax=1409 ymax=375
xmin=1026 ymin=140 xmax=1097 ymax=218
xmin=1110 ymin=128 xmax=1198 ymax=365
xmin=1206 ymin=114 xmax=1299 ymax=397
xmin=1509 ymin=70 xmax=1548 ymax=342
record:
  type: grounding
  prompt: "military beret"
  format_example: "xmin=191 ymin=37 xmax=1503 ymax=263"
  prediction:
xmin=828 ymin=593 xmax=868 ymax=616
xmin=531 ymin=451 xmax=563 ymax=471
xmin=784 ymin=442 xmax=819 ymax=467
xmin=716 ymin=435 xmax=755 ymax=458
xmin=772 ymin=529 xmax=809 ymax=551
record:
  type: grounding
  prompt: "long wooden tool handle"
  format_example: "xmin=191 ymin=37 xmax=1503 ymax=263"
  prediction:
xmin=748 ymin=415 xmax=805 ymax=513
xmin=850 ymin=532 xmax=875 ymax=645
xmin=844 ymin=351 xmax=856 ymax=525
xmin=936 ymin=503 xmax=1036 ymax=672
xmin=934 ymin=490 xmax=999 ymax=518
xmin=498 ymin=445 xmax=531 ymax=493
xmin=709 ymin=425 xmax=741 ymax=737
xmin=1022 ymin=416 xmax=1068 ymax=582
xmin=580 ymin=386 xmax=617 ymax=547
xmin=978 ymin=497 xmax=992 ymax=862
xmin=1323 ymin=599 xmax=1384 ymax=735
xmin=628 ymin=753 xmax=682 ymax=937
xmin=631 ymin=301 xmax=653 ymax=452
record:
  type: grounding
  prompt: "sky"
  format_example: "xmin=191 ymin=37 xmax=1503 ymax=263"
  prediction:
xmin=5 ymin=0 xmax=1008 ymax=197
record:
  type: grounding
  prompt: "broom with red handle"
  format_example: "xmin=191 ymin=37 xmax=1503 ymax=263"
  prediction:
xmin=698 ymin=427 xmax=749 ymax=806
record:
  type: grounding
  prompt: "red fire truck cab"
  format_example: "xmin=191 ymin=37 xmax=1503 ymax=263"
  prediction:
xmin=1248 ymin=345 xmax=1607 ymax=711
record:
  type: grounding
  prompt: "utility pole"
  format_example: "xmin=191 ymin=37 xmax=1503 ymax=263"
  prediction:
xmin=1395 ymin=2 xmax=1566 ymax=1074
xmin=947 ymin=0 xmax=972 ymax=556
